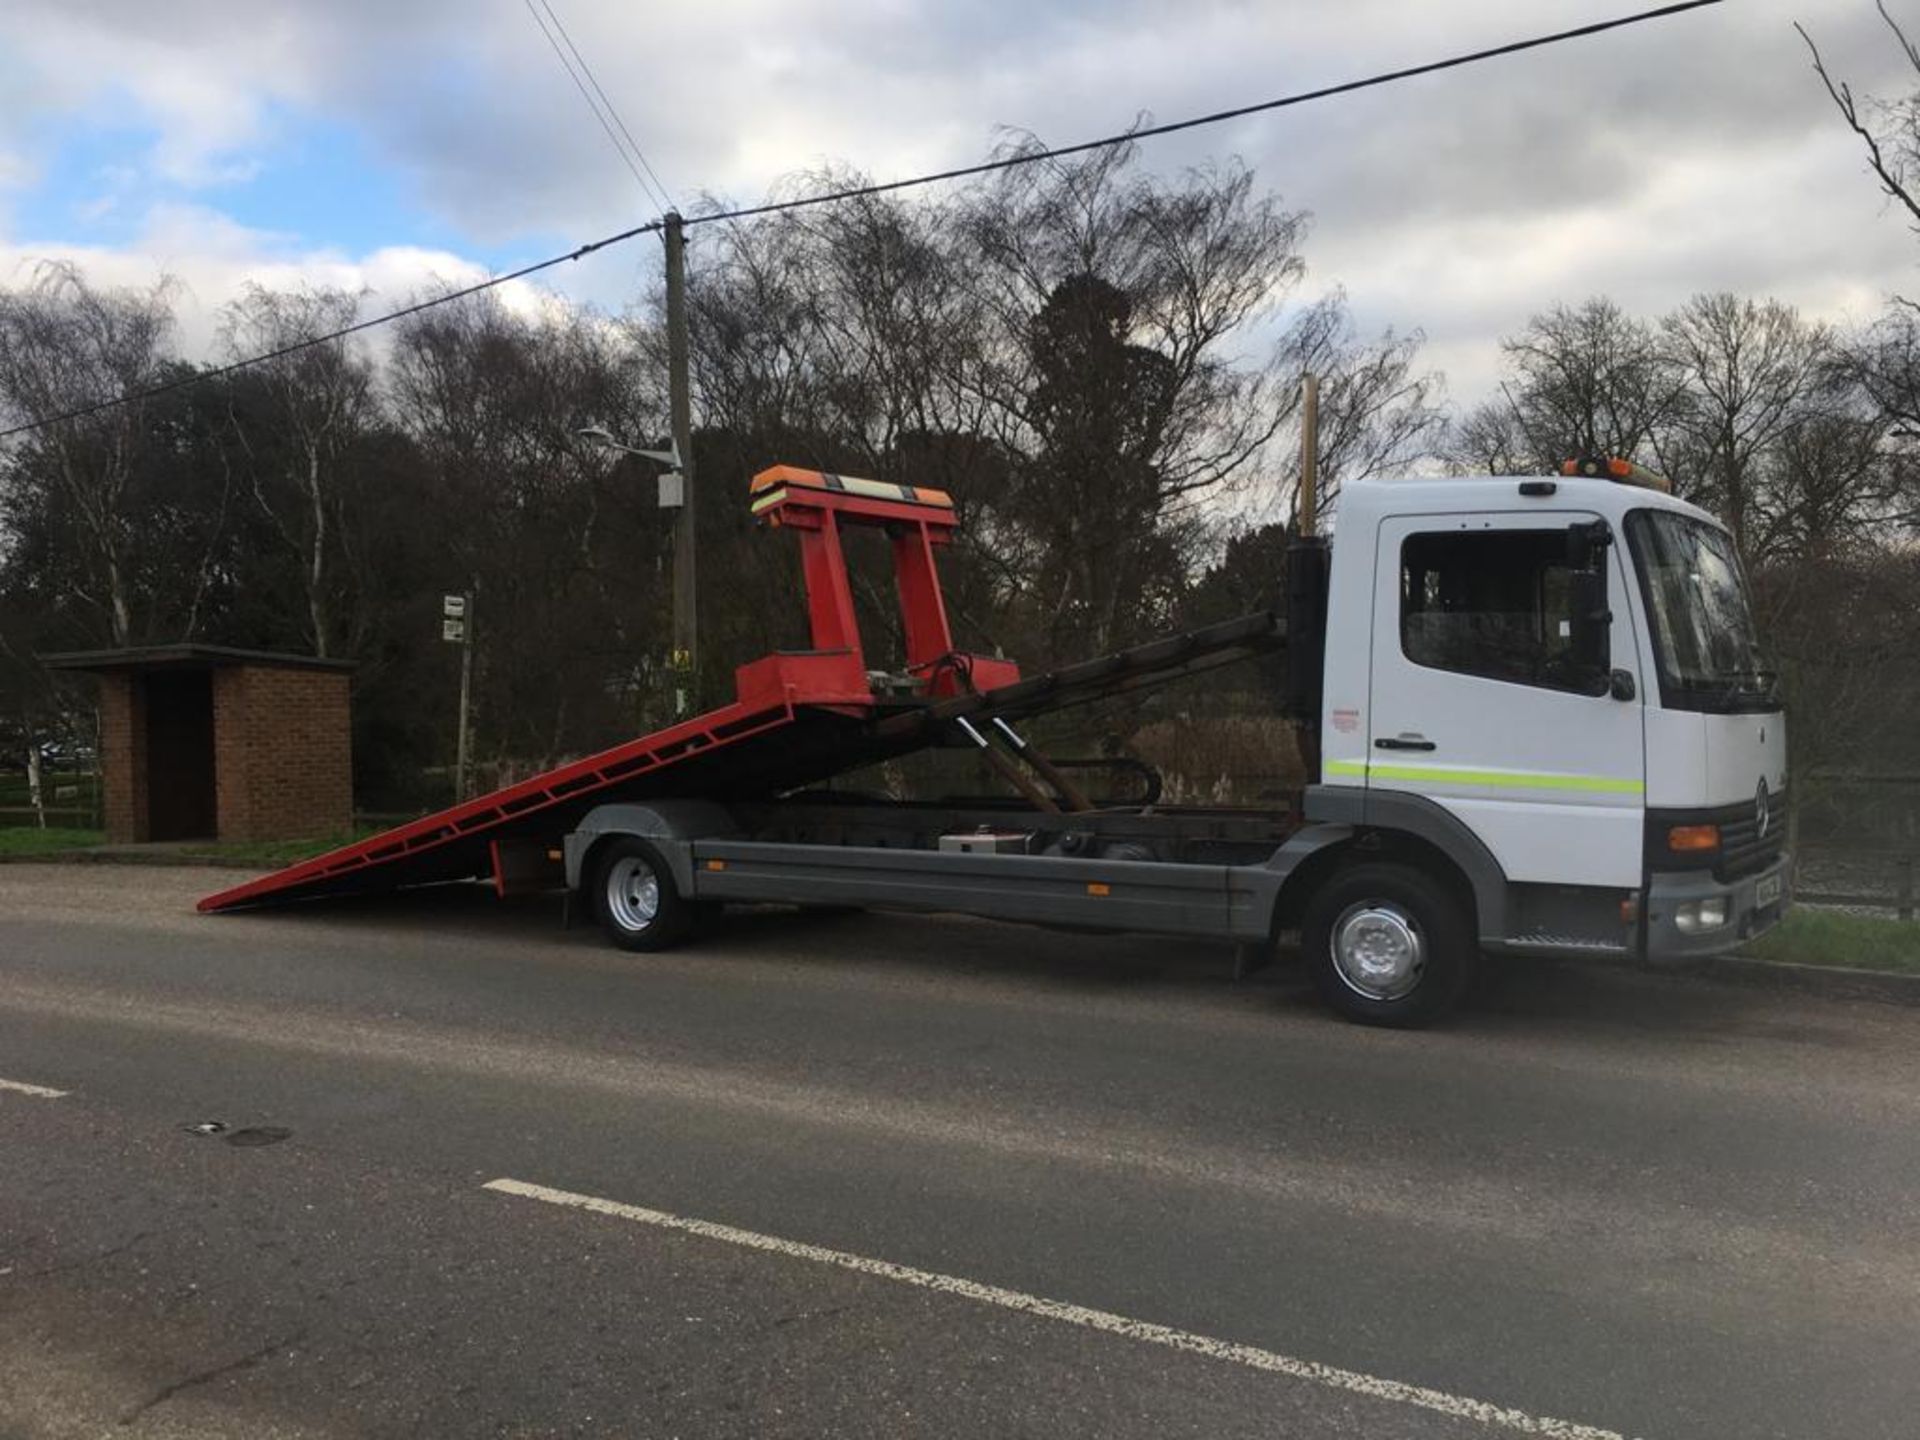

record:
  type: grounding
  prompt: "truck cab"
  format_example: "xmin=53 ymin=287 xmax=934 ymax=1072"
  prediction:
xmin=1310 ymin=465 xmax=1789 ymax=996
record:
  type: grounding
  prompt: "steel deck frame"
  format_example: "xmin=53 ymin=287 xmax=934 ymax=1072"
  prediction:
xmin=200 ymin=463 xmax=1284 ymax=914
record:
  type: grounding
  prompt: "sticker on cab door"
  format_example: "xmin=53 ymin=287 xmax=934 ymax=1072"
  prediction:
xmin=1331 ymin=708 xmax=1360 ymax=734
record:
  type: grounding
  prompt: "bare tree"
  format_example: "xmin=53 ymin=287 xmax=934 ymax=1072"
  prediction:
xmin=1800 ymin=3 xmax=1920 ymax=540
xmin=390 ymin=287 xmax=660 ymax=766
xmin=1444 ymin=399 xmax=1533 ymax=476
xmin=1659 ymin=293 xmax=1832 ymax=557
xmin=1837 ymin=308 xmax=1920 ymax=526
xmin=683 ymin=142 xmax=1314 ymax=663
xmin=685 ymin=176 xmax=988 ymax=480
xmin=966 ymin=142 xmax=1305 ymax=511
xmin=1765 ymin=403 xmax=1902 ymax=557
xmin=1800 ymin=3 xmax=1920 ymax=231
xmin=1278 ymin=293 xmax=1447 ymax=517
xmin=0 ymin=262 xmax=176 ymax=644
xmin=1490 ymin=298 xmax=1691 ymax=478
xmin=219 ymin=283 xmax=375 ymax=658
xmin=962 ymin=143 xmax=1310 ymax=657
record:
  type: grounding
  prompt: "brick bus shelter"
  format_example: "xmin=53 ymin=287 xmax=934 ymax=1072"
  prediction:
xmin=44 ymin=645 xmax=353 ymax=845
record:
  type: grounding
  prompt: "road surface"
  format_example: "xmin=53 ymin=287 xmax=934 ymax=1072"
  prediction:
xmin=2 ymin=863 xmax=1917 ymax=1438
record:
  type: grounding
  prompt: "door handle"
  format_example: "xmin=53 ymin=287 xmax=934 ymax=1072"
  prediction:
xmin=1375 ymin=736 xmax=1437 ymax=752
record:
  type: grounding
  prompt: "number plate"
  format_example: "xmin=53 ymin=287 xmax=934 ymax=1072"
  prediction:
xmin=1754 ymin=874 xmax=1782 ymax=910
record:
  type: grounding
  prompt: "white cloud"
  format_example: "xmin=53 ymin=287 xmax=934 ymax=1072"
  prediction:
xmin=1327 ymin=114 xmax=1920 ymax=400
xmin=0 ymin=144 xmax=35 ymax=237
xmin=2 ymin=0 xmax=1919 ymax=405
xmin=0 ymin=205 xmax=569 ymax=362
xmin=0 ymin=149 xmax=34 ymax=191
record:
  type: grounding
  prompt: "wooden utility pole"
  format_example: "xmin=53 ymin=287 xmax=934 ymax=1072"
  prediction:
xmin=664 ymin=211 xmax=698 ymax=715
xmin=1288 ymin=372 xmax=1325 ymax=795
xmin=452 ymin=584 xmax=476 ymax=801
xmin=1298 ymin=372 xmax=1320 ymax=538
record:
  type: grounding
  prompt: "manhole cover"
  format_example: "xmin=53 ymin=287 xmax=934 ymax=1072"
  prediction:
xmin=223 ymin=1126 xmax=293 ymax=1148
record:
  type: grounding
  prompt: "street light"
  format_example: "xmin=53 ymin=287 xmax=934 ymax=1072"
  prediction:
xmin=575 ymin=423 xmax=696 ymax=715
xmin=575 ymin=425 xmax=680 ymax=469
xmin=576 ymin=425 xmax=684 ymax=510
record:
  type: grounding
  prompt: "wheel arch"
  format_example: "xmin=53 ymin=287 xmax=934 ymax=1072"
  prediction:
xmin=1294 ymin=786 xmax=1511 ymax=945
xmin=1274 ymin=827 xmax=1490 ymax=943
xmin=565 ymin=800 xmax=738 ymax=897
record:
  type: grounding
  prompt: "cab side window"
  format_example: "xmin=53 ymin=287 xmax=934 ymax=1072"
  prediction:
xmin=1401 ymin=530 xmax=1584 ymax=691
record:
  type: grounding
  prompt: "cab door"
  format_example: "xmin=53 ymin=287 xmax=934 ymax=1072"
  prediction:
xmin=1365 ymin=510 xmax=1645 ymax=888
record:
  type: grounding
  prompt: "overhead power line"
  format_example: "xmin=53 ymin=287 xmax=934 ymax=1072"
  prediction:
xmin=0 ymin=220 xmax=667 ymax=437
xmin=521 ymin=0 xmax=670 ymax=213
xmin=535 ymin=0 xmax=676 ymax=211
xmin=0 ymin=0 xmax=1723 ymax=443
xmin=689 ymin=0 xmax=1725 ymax=229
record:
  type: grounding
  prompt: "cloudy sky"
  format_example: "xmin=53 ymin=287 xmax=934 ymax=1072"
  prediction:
xmin=1 ymin=0 xmax=1914 ymax=403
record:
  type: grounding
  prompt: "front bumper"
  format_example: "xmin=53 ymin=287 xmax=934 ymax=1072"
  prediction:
xmin=1644 ymin=853 xmax=1792 ymax=962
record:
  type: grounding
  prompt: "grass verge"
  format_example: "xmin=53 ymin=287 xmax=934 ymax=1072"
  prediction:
xmin=0 ymin=826 xmax=105 ymax=856
xmin=1741 ymin=909 xmax=1920 ymax=975
xmin=174 ymin=829 xmax=381 ymax=867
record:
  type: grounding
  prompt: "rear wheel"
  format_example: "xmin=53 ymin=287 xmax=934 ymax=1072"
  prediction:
xmin=1302 ymin=862 xmax=1476 ymax=1027
xmin=594 ymin=838 xmax=693 ymax=952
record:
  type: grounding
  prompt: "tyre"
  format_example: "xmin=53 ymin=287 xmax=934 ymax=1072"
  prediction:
xmin=593 ymin=838 xmax=694 ymax=952
xmin=1301 ymin=862 xmax=1477 ymax=1027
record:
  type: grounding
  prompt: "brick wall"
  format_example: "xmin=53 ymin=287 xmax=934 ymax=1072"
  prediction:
xmin=212 ymin=666 xmax=353 ymax=842
xmin=97 ymin=674 xmax=148 ymax=843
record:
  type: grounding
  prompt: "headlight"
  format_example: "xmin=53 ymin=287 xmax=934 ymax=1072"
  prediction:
xmin=1674 ymin=897 xmax=1730 ymax=934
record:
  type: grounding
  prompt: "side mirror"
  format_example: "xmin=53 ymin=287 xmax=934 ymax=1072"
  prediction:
xmin=1563 ymin=520 xmax=1614 ymax=695
xmin=1565 ymin=519 xmax=1612 ymax=570
xmin=1567 ymin=569 xmax=1611 ymax=692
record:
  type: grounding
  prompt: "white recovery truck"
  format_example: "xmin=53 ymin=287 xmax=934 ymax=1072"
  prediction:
xmin=556 ymin=458 xmax=1789 ymax=1026
xmin=206 ymin=456 xmax=1788 ymax=1027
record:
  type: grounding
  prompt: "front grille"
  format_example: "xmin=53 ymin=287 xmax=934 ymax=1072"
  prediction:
xmin=1647 ymin=786 xmax=1787 ymax=880
xmin=1715 ymin=784 xmax=1787 ymax=880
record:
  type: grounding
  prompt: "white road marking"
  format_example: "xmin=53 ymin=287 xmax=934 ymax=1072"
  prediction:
xmin=0 ymin=1077 xmax=69 ymax=1098
xmin=484 ymin=1177 xmax=1638 ymax=1440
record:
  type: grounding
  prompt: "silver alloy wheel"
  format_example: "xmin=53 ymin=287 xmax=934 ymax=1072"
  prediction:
xmin=604 ymin=854 xmax=662 ymax=933
xmin=1329 ymin=901 xmax=1425 ymax=1001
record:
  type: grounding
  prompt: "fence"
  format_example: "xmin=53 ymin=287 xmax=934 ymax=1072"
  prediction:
xmin=0 ymin=768 xmax=103 ymax=831
xmin=1793 ymin=773 xmax=1919 ymax=921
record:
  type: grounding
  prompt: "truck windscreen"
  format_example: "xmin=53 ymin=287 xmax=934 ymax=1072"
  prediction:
xmin=1625 ymin=509 xmax=1777 ymax=714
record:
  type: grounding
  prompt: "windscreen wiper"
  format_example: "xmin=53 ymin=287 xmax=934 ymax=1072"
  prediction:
xmin=1709 ymin=669 xmax=1779 ymax=708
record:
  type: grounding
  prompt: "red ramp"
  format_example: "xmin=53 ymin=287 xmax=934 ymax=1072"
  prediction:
xmin=200 ymin=465 xmax=1011 ymax=912
xmin=199 ymin=463 xmax=1284 ymax=914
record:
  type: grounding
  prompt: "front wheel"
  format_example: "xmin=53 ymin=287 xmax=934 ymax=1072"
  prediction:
xmin=594 ymin=838 xmax=694 ymax=952
xmin=1301 ymin=862 xmax=1477 ymax=1027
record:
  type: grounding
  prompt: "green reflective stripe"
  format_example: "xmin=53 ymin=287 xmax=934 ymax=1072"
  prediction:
xmin=1323 ymin=758 xmax=1642 ymax=794
xmin=1370 ymin=764 xmax=1644 ymax=794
